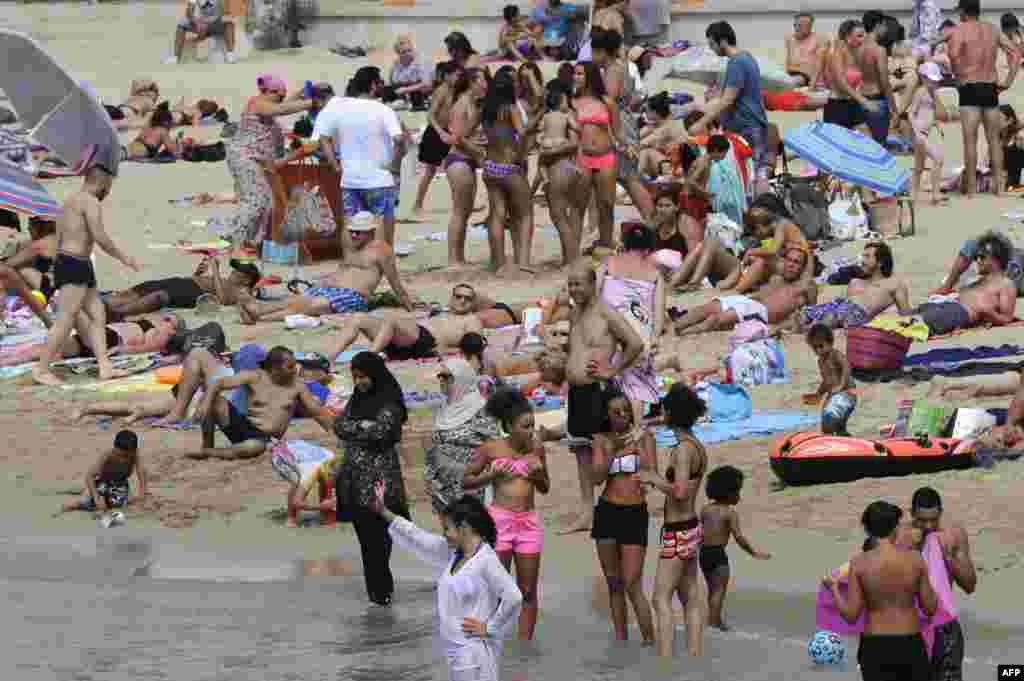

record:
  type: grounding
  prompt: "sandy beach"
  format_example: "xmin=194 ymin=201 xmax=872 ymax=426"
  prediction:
xmin=3 ymin=3 xmax=1024 ymax=678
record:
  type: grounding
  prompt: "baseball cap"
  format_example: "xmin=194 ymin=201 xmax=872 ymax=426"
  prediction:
xmin=919 ymin=61 xmax=943 ymax=82
xmin=348 ymin=211 xmax=378 ymax=231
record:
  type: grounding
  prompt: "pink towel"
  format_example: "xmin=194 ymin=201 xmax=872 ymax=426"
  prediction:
xmin=814 ymin=533 xmax=957 ymax=657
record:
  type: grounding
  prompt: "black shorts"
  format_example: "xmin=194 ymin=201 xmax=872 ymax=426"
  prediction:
xmin=220 ymin=402 xmax=272 ymax=444
xmin=931 ymin=619 xmax=965 ymax=681
xmin=418 ymin=124 xmax=452 ymax=167
xmin=958 ymin=82 xmax=999 ymax=109
xmin=491 ymin=302 xmax=519 ymax=324
xmin=567 ymin=382 xmax=611 ymax=441
xmin=591 ymin=498 xmax=649 ymax=546
xmin=912 ymin=301 xmax=972 ymax=337
xmin=53 ymin=252 xmax=97 ymax=289
xmin=857 ymin=633 xmax=932 ymax=681
xmin=699 ymin=544 xmax=730 ymax=579
xmin=384 ymin=324 xmax=437 ymax=361
xmin=824 ymin=98 xmax=866 ymax=130
xmin=76 ymin=326 xmax=121 ymax=358
xmin=133 ymin=277 xmax=206 ymax=308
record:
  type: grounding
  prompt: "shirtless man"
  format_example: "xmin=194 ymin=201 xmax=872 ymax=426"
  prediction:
xmin=935 ymin=233 xmax=1024 ymax=297
xmin=549 ymin=262 xmax=643 ymax=534
xmin=909 ymin=487 xmax=976 ymax=681
xmin=785 ymin=12 xmax=828 ymax=87
xmin=104 ymin=256 xmax=260 ymax=319
xmin=855 ymin=13 xmax=899 ymax=144
xmin=796 ymin=241 xmax=911 ymax=330
xmin=675 ymin=248 xmax=818 ymax=337
xmin=824 ymin=500 xmax=938 ymax=681
xmin=947 ymin=0 xmax=1020 ymax=197
xmin=191 ymin=346 xmax=334 ymax=460
xmin=33 ymin=168 xmax=139 ymax=386
xmin=905 ymin=231 xmax=1017 ymax=336
xmin=238 ymin=212 xmax=415 ymax=324
xmin=323 ymin=284 xmax=488 ymax=365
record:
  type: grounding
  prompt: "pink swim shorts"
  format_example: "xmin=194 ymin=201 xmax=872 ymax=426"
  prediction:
xmin=488 ymin=505 xmax=544 ymax=555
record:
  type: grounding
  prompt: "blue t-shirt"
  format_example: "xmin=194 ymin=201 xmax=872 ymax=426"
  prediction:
xmin=719 ymin=51 xmax=768 ymax=134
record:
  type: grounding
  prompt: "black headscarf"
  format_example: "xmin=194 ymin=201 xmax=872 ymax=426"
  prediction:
xmin=345 ymin=351 xmax=408 ymax=424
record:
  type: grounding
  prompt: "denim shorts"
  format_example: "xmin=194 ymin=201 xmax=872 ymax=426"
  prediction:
xmin=733 ymin=124 xmax=771 ymax=181
xmin=341 ymin=186 xmax=397 ymax=219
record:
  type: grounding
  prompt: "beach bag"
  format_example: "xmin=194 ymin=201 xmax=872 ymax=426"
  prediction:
xmin=846 ymin=326 xmax=912 ymax=370
xmin=909 ymin=401 xmax=951 ymax=437
xmin=777 ymin=177 xmax=829 ymax=241
xmin=724 ymin=338 xmax=788 ymax=386
xmin=950 ymin=408 xmax=997 ymax=439
xmin=828 ymin=190 xmax=868 ymax=241
xmin=280 ymin=184 xmax=333 ymax=244
xmin=167 ymin=321 xmax=227 ymax=355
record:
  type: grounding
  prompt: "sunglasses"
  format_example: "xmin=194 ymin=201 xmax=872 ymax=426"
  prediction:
xmin=452 ymin=292 xmax=475 ymax=301
xmin=438 ymin=373 xmax=453 ymax=381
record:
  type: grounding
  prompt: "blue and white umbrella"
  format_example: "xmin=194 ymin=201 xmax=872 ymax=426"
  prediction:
xmin=783 ymin=121 xmax=910 ymax=196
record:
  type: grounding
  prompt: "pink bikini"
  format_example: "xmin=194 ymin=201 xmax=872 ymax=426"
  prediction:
xmin=576 ymin=107 xmax=617 ymax=172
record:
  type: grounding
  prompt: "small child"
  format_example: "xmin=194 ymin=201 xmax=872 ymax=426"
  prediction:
xmin=55 ymin=430 xmax=147 ymax=517
xmin=699 ymin=465 xmax=771 ymax=630
xmin=803 ymin=323 xmax=857 ymax=435
xmin=499 ymin=5 xmax=539 ymax=61
xmin=533 ymin=87 xmax=578 ymax=194
xmin=904 ymin=61 xmax=946 ymax=205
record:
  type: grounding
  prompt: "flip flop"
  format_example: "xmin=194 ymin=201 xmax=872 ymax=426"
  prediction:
xmin=287 ymin=279 xmax=313 ymax=295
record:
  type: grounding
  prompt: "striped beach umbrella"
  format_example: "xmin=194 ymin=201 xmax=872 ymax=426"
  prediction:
xmin=0 ymin=161 xmax=62 ymax=220
xmin=783 ymin=121 xmax=910 ymax=196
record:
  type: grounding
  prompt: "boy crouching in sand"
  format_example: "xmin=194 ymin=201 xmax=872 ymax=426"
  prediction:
xmin=803 ymin=323 xmax=857 ymax=436
xmin=699 ymin=465 xmax=771 ymax=630
xmin=55 ymin=430 xmax=147 ymax=516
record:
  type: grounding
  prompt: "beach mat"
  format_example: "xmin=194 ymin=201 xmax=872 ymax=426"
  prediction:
xmin=853 ymin=360 xmax=1024 ymax=384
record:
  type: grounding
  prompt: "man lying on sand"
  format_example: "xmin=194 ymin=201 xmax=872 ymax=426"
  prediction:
xmin=191 ymin=346 xmax=335 ymax=460
xmin=675 ymin=248 xmax=818 ymax=336
xmin=104 ymin=257 xmax=260 ymax=319
xmin=794 ymin=241 xmax=911 ymax=330
xmin=238 ymin=212 xmax=416 ymax=324
xmin=900 ymin=231 xmax=1017 ymax=337
xmin=451 ymin=282 xmax=531 ymax=328
xmin=934 ymin=232 xmax=1024 ymax=297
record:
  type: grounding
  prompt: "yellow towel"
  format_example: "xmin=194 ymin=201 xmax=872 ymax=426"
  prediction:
xmin=867 ymin=315 xmax=930 ymax=342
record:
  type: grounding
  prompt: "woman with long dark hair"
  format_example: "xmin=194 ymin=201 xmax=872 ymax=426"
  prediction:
xmin=480 ymin=69 xmax=534 ymax=270
xmin=445 ymin=68 xmax=489 ymax=265
xmin=334 ymin=351 xmax=410 ymax=606
xmin=444 ymin=31 xmax=482 ymax=69
xmin=370 ymin=484 xmax=522 ymax=681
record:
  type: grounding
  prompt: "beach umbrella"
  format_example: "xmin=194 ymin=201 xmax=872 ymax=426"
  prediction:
xmin=0 ymin=161 xmax=63 ymax=220
xmin=782 ymin=121 xmax=910 ymax=196
xmin=0 ymin=29 xmax=119 ymax=176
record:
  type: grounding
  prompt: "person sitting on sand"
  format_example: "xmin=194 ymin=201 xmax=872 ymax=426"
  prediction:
xmin=720 ymin=194 xmax=812 ymax=294
xmin=499 ymin=5 xmax=541 ymax=61
xmin=190 ymin=346 xmax=335 ymax=460
xmin=674 ymin=247 xmax=818 ymax=336
xmin=54 ymin=430 xmax=147 ymax=517
xmin=0 ymin=217 xmax=58 ymax=327
xmin=785 ymin=12 xmax=829 ymax=87
xmin=104 ymin=256 xmax=260 ymax=319
xmin=278 ymin=448 xmax=342 ymax=528
xmin=103 ymin=78 xmax=161 ymax=122
xmin=902 ymin=231 xmax=1018 ymax=337
xmin=795 ymin=241 xmax=911 ymax=331
xmin=159 ymin=344 xmax=275 ymax=425
xmin=699 ymin=465 xmax=770 ymax=632
xmin=238 ymin=212 xmax=416 ymax=324
xmin=121 ymin=103 xmax=180 ymax=161
xmin=934 ymin=232 xmax=1024 ymax=298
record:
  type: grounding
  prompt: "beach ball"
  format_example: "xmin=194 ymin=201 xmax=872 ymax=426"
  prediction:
xmin=808 ymin=630 xmax=845 ymax=666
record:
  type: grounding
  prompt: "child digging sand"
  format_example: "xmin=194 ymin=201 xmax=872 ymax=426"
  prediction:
xmin=54 ymin=430 xmax=147 ymax=517
xmin=699 ymin=465 xmax=771 ymax=630
xmin=803 ymin=323 xmax=857 ymax=436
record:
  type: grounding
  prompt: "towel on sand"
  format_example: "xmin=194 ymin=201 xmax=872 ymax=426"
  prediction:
xmin=656 ymin=410 xmax=818 ymax=447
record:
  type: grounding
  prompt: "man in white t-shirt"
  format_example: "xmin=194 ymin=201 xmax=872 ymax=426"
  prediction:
xmin=313 ymin=66 xmax=408 ymax=245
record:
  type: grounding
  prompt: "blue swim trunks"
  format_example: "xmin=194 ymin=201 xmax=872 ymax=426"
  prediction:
xmin=342 ymin=187 xmax=397 ymax=219
xmin=306 ymin=287 xmax=369 ymax=314
xmin=799 ymin=297 xmax=872 ymax=330
xmin=822 ymin=390 xmax=857 ymax=435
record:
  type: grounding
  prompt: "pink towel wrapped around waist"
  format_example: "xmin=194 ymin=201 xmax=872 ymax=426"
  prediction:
xmin=814 ymin=533 xmax=958 ymax=657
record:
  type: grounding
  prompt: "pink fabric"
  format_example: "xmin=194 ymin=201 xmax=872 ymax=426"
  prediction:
xmin=488 ymin=504 xmax=544 ymax=555
xmin=814 ymin=533 xmax=957 ymax=657
xmin=256 ymin=73 xmax=287 ymax=92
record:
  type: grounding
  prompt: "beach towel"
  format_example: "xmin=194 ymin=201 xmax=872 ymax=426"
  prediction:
xmin=867 ymin=315 xmax=930 ymax=341
xmin=655 ymin=410 xmax=819 ymax=447
xmin=853 ymin=360 xmax=1024 ymax=384
xmin=815 ymin=532 xmax=957 ymax=658
xmin=665 ymin=47 xmax=800 ymax=92
xmin=724 ymin=338 xmax=788 ymax=386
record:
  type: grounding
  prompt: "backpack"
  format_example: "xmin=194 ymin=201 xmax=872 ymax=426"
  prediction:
xmin=167 ymin=321 xmax=227 ymax=356
xmin=776 ymin=177 xmax=829 ymax=241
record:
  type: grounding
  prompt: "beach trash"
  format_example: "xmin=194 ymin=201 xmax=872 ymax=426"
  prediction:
xmin=808 ymin=629 xmax=845 ymax=666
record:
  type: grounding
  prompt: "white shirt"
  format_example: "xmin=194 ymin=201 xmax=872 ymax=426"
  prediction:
xmin=312 ymin=96 xmax=403 ymax=189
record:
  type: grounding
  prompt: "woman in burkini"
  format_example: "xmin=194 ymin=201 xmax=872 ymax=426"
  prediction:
xmin=424 ymin=358 xmax=500 ymax=514
xmin=639 ymin=383 xmax=710 ymax=657
xmin=463 ymin=388 xmax=550 ymax=640
xmin=217 ymin=74 xmax=313 ymax=249
xmin=369 ymin=484 xmax=523 ymax=681
xmin=598 ymin=224 xmax=666 ymax=425
xmin=445 ymin=68 xmax=489 ymax=265
xmin=590 ymin=390 xmax=656 ymax=644
xmin=479 ymin=68 xmax=534 ymax=271
xmin=571 ymin=62 xmax=625 ymax=256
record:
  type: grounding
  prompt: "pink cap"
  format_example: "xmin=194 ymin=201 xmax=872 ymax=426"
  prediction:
xmin=257 ymin=73 xmax=287 ymax=92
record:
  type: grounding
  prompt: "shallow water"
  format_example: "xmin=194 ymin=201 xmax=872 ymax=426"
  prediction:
xmin=1 ymin=534 xmax=1018 ymax=681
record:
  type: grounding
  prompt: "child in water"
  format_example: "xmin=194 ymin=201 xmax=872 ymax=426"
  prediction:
xmin=54 ymin=430 xmax=147 ymax=517
xmin=803 ymin=323 xmax=857 ymax=436
xmin=699 ymin=465 xmax=771 ymax=630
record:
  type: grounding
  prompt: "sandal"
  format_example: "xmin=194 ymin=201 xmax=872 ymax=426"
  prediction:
xmin=287 ymin=279 xmax=313 ymax=295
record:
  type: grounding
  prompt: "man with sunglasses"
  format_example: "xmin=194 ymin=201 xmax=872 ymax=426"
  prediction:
xmin=785 ymin=12 xmax=828 ymax=88
xmin=936 ymin=231 xmax=1024 ymax=297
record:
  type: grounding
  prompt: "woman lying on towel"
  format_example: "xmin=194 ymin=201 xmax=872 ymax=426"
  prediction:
xmin=121 ymin=103 xmax=180 ymax=162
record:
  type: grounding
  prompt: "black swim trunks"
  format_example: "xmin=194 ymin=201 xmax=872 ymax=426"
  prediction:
xmin=567 ymin=382 xmax=611 ymax=442
xmin=492 ymin=302 xmax=519 ymax=324
xmin=857 ymin=633 xmax=932 ymax=681
xmin=931 ymin=619 xmax=965 ymax=681
xmin=220 ymin=402 xmax=272 ymax=444
xmin=53 ymin=252 xmax=97 ymax=289
xmin=958 ymin=82 xmax=999 ymax=109
xmin=824 ymin=98 xmax=866 ymax=130
xmin=417 ymin=124 xmax=451 ymax=167
xmin=699 ymin=544 xmax=730 ymax=579
xmin=912 ymin=301 xmax=972 ymax=337
xmin=132 ymin=276 xmax=206 ymax=308
xmin=591 ymin=498 xmax=649 ymax=546
xmin=384 ymin=324 xmax=438 ymax=361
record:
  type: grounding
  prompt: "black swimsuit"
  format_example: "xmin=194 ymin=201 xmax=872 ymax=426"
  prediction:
xmin=53 ymin=252 xmax=97 ymax=289
xmin=655 ymin=230 xmax=688 ymax=256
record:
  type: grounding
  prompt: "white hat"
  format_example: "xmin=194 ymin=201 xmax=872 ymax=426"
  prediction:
xmin=918 ymin=61 xmax=943 ymax=83
xmin=348 ymin=211 xmax=378 ymax=231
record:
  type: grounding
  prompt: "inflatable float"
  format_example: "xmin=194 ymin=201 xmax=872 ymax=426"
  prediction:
xmin=769 ymin=432 xmax=972 ymax=486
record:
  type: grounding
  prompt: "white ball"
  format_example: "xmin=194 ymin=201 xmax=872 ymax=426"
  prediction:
xmin=808 ymin=630 xmax=846 ymax=666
